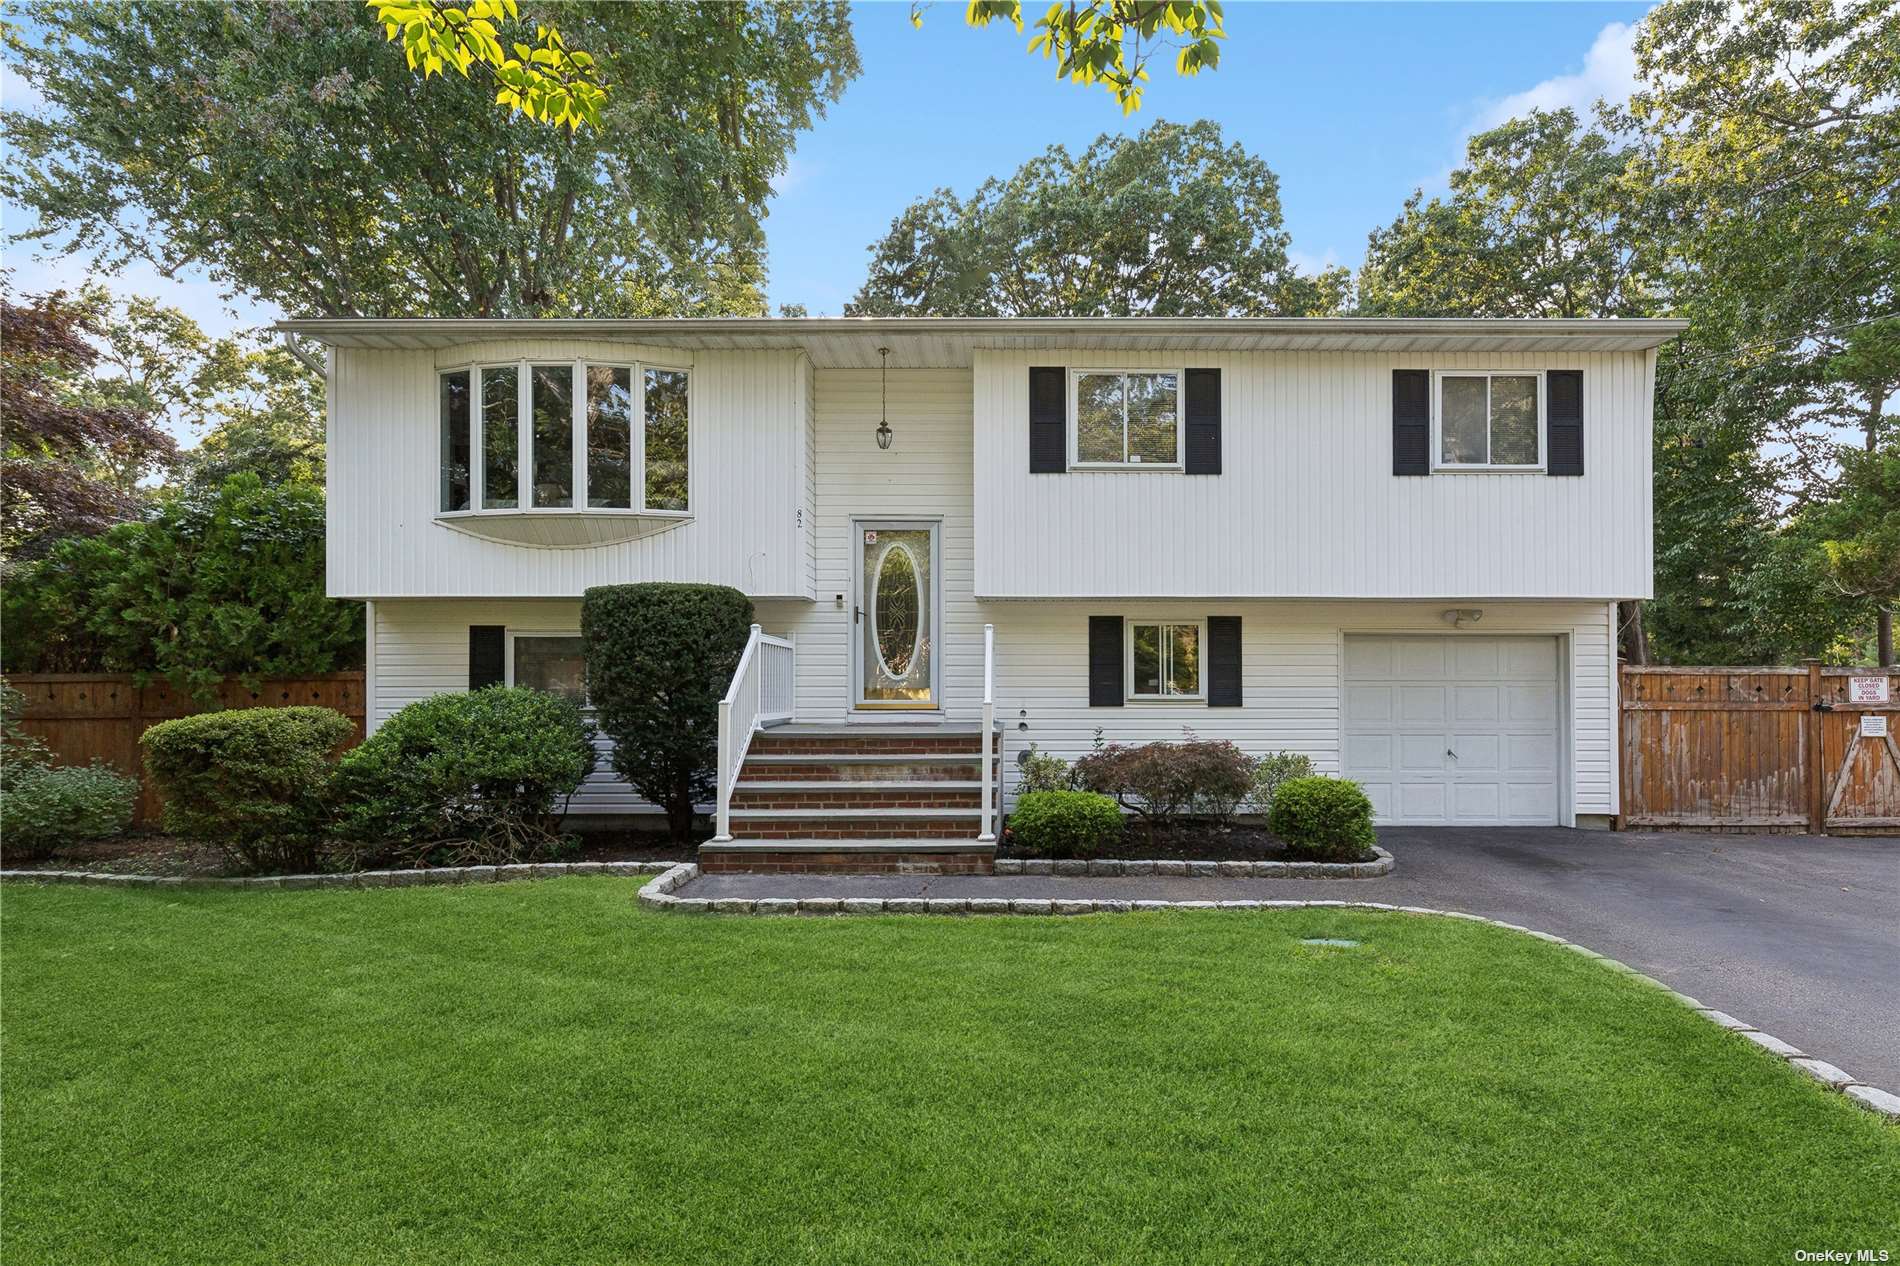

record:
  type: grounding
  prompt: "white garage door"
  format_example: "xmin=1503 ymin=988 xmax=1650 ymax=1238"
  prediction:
xmin=1343 ymin=636 xmax=1561 ymax=825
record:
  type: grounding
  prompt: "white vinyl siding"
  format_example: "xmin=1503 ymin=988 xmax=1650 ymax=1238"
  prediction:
xmin=974 ymin=348 xmax=1655 ymax=600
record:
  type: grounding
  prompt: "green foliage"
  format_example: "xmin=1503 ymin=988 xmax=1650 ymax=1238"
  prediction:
xmin=365 ymin=0 xmax=606 ymax=130
xmin=1359 ymin=108 xmax=1659 ymax=320
xmin=1073 ymin=733 xmax=1255 ymax=828
xmin=1266 ymin=776 xmax=1376 ymax=862
xmin=0 ymin=761 xmax=138 ymax=862
xmin=4 ymin=2 xmax=858 ymax=318
xmin=1015 ymin=747 xmax=1074 ymax=794
xmin=849 ymin=119 xmax=1347 ymax=318
xmin=1247 ymin=750 xmax=1316 ymax=817
xmin=1007 ymin=789 xmax=1124 ymax=858
xmin=331 ymin=687 xmax=595 ymax=867
xmin=141 ymin=706 xmax=354 ymax=873
xmin=1 ymin=681 xmax=53 ymax=772
xmin=581 ymin=583 xmax=753 ymax=840
xmin=940 ymin=0 xmax=1225 ymax=114
xmin=0 ymin=474 xmax=363 ymax=697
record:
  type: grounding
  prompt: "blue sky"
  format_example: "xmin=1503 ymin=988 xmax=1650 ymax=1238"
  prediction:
xmin=2 ymin=1 xmax=1653 ymax=431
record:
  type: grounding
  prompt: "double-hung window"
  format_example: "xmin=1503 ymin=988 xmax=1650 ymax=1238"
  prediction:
xmin=1128 ymin=620 xmax=1203 ymax=699
xmin=1072 ymin=370 xmax=1182 ymax=468
xmin=437 ymin=360 xmax=692 ymax=514
xmin=1434 ymin=371 xmax=1542 ymax=470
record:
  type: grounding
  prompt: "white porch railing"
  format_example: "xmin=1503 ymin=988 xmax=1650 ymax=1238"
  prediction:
xmin=979 ymin=623 xmax=996 ymax=842
xmin=713 ymin=623 xmax=796 ymax=841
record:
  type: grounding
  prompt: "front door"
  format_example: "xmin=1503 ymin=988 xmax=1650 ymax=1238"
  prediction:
xmin=853 ymin=521 xmax=939 ymax=710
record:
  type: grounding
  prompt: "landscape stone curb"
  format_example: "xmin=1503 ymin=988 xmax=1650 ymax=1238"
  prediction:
xmin=632 ymin=860 xmax=1900 ymax=1124
xmin=988 ymin=845 xmax=1393 ymax=880
xmin=2 ymin=861 xmax=675 ymax=892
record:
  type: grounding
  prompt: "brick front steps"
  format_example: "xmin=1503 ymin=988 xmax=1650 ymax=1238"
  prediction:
xmin=711 ymin=723 xmax=999 ymax=872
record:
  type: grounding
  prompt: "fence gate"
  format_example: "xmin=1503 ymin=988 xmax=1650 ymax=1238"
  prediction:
xmin=1619 ymin=664 xmax=1900 ymax=834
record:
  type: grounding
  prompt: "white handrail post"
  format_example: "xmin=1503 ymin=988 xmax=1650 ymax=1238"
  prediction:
xmin=786 ymin=632 xmax=796 ymax=724
xmin=979 ymin=623 xmax=996 ymax=842
xmin=751 ymin=622 xmax=764 ymax=720
xmin=714 ymin=696 xmax=733 ymax=841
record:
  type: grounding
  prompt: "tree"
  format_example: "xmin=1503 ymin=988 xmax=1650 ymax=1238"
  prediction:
xmin=177 ymin=340 xmax=327 ymax=491
xmin=0 ymin=474 xmax=364 ymax=698
xmin=1358 ymin=109 xmax=1659 ymax=320
xmin=581 ymin=583 xmax=753 ymax=840
xmin=919 ymin=0 xmax=1225 ymax=114
xmin=0 ymin=291 xmax=176 ymax=558
xmin=365 ymin=0 xmax=607 ymax=130
xmin=4 ymin=2 xmax=859 ymax=318
xmin=1627 ymin=0 xmax=1899 ymax=662
xmin=849 ymin=119 xmax=1347 ymax=317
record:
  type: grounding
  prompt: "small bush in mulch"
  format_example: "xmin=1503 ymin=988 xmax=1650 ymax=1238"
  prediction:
xmin=0 ymin=762 xmax=139 ymax=863
xmin=1008 ymin=790 xmax=1124 ymax=858
xmin=1267 ymin=776 xmax=1378 ymax=863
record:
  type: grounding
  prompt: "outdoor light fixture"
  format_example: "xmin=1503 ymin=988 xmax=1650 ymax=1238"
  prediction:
xmin=1442 ymin=608 xmax=1485 ymax=628
xmin=875 ymin=346 xmax=894 ymax=450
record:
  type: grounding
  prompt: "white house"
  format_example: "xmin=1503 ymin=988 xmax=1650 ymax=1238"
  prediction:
xmin=281 ymin=316 xmax=1684 ymax=870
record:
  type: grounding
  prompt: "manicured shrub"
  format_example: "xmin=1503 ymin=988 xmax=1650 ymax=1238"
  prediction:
xmin=1073 ymin=735 xmax=1256 ymax=829
xmin=1267 ymin=775 xmax=1378 ymax=862
xmin=1008 ymin=790 xmax=1124 ymax=858
xmin=332 ymin=687 xmax=595 ymax=867
xmin=1248 ymin=750 xmax=1317 ymax=817
xmin=0 ymin=762 xmax=137 ymax=862
xmin=141 ymin=706 xmax=353 ymax=873
xmin=1014 ymin=747 xmax=1073 ymax=794
xmin=582 ymin=583 xmax=753 ymax=841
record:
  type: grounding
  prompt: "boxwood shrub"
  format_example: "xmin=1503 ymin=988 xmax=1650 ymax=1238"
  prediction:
xmin=582 ymin=583 xmax=753 ymax=841
xmin=1267 ymin=775 xmax=1378 ymax=862
xmin=142 ymin=706 xmax=354 ymax=873
xmin=332 ymin=687 xmax=595 ymax=867
xmin=1008 ymin=790 xmax=1124 ymax=858
xmin=0 ymin=762 xmax=138 ymax=862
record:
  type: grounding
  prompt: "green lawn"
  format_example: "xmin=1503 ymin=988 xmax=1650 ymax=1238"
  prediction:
xmin=4 ymin=882 xmax=1896 ymax=1264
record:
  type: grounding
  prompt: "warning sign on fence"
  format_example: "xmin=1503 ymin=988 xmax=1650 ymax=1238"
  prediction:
xmin=1847 ymin=676 xmax=1890 ymax=704
xmin=1862 ymin=714 xmax=1889 ymax=739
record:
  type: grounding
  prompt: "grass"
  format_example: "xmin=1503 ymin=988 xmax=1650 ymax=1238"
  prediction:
xmin=4 ymin=881 xmax=1896 ymax=1264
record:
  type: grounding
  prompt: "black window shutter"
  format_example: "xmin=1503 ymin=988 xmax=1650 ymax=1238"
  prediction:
xmin=1207 ymin=616 xmax=1242 ymax=707
xmin=1088 ymin=616 xmax=1123 ymax=707
xmin=1392 ymin=369 xmax=1430 ymax=475
xmin=469 ymin=625 xmax=506 ymax=689
xmin=1184 ymin=368 xmax=1221 ymax=474
xmin=1029 ymin=367 xmax=1066 ymax=473
xmin=1547 ymin=370 xmax=1584 ymax=476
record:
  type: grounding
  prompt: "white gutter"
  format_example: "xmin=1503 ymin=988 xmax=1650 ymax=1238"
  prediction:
xmin=281 ymin=330 xmax=328 ymax=375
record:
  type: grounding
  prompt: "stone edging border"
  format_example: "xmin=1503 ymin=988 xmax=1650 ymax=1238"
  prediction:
xmin=636 ymin=862 xmax=1900 ymax=1123
xmin=994 ymin=844 xmax=1393 ymax=879
xmin=0 ymin=860 xmax=676 ymax=889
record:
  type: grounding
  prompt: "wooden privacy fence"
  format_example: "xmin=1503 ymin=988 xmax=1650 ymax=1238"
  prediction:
xmin=8 ymin=673 xmax=366 ymax=824
xmin=1620 ymin=664 xmax=1900 ymax=834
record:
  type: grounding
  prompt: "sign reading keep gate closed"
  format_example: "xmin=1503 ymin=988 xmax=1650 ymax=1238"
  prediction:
xmin=1848 ymin=676 xmax=1891 ymax=704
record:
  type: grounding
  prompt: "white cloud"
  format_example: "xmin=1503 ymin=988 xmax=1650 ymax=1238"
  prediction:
xmin=1472 ymin=20 xmax=1643 ymax=132
xmin=1287 ymin=246 xmax=1342 ymax=277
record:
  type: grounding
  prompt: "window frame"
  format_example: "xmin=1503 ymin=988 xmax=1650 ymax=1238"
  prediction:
xmin=1067 ymin=367 xmax=1186 ymax=471
xmin=1125 ymin=618 xmax=1207 ymax=702
xmin=504 ymin=628 xmax=589 ymax=705
xmin=435 ymin=358 xmax=694 ymax=518
xmin=1431 ymin=369 xmax=1546 ymax=473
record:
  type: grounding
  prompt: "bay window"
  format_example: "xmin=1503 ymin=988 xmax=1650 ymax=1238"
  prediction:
xmin=437 ymin=360 xmax=690 ymax=517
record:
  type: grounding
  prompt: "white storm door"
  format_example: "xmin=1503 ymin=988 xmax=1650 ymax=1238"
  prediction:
xmin=852 ymin=521 xmax=940 ymax=710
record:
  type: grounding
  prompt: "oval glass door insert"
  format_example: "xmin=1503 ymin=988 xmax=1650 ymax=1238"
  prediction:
xmin=873 ymin=542 xmax=922 ymax=679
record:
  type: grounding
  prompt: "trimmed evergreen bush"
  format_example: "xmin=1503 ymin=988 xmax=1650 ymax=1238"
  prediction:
xmin=1008 ymin=790 xmax=1124 ymax=858
xmin=1267 ymin=775 xmax=1378 ymax=862
xmin=331 ymin=687 xmax=595 ymax=867
xmin=1248 ymin=750 xmax=1317 ymax=817
xmin=141 ymin=706 xmax=354 ymax=873
xmin=581 ymin=583 xmax=753 ymax=840
xmin=0 ymin=762 xmax=138 ymax=862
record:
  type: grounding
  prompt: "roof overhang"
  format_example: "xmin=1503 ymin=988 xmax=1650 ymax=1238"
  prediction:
xmin=275 ymin=316 xmax=1690 ymax=369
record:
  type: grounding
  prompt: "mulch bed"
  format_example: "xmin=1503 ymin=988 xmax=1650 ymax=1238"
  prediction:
xmin=3 ymin=829 xmax=698 ymax=879
xmin=1000 ymin=824 xmax=1375 ymax=864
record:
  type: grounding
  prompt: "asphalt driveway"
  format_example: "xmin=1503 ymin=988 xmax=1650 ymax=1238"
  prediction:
xmin=682 ymin=827 xmax=1900 ymax=1088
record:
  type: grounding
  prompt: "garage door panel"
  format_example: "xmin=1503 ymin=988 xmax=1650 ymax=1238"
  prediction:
xmin=1344 ymin=634 xmax=1561 ymax=826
